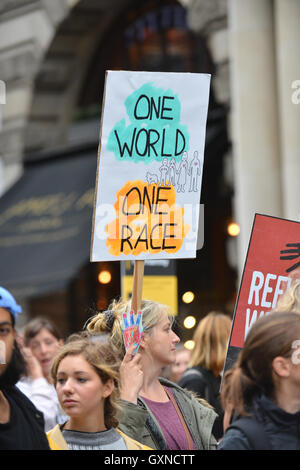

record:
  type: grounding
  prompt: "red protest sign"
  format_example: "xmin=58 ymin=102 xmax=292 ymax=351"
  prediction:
xmin=224 ymin=213 xmax=300 ymax=370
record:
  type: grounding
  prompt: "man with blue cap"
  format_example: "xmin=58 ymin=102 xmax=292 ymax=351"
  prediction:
xmin=0 ymin=285 xmax=22 ymax=326
xmin=0 ymin=286 xmax=50 ymax=449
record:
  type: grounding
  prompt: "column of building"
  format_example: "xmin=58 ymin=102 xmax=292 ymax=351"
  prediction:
xmin=228 ymin=0 xmax=283 ymax=275
xmin=274 ymin=0 xmax=300 ymax=222
xmin=0 ymin=0 xmax=72 ymax=194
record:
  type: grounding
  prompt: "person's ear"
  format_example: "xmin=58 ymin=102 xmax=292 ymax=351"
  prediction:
xmin=272 ymin=356 xmax=290 ymax=378
xmin=102 ymin=378 xmax=114 ymax=398
xmin=58 ymin=339 xmax=64 ymax=347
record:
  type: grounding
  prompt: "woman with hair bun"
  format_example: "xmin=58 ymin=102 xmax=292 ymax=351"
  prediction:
xmin=86 ymin=298 xmax=218 ymax=450
xmin=218 ymin=311 xmax=300 ymax=450
xmin=47 ymin=335 xmax=150 ymax=450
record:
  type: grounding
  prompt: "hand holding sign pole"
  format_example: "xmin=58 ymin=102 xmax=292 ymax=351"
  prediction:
xmin=121 ymin=260 xmax=144 ymax=355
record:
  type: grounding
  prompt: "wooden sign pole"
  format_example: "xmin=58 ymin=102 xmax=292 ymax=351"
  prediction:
xmin=131 ymin=260 xmax=145 ymax=314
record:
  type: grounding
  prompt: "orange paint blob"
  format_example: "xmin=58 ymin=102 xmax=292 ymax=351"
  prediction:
xmin=105 ymin=180 xmax=190 ymax=256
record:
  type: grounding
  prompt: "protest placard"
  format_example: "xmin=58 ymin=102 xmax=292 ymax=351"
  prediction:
xmin=90 ymin=70 xmax=211 ymax=263
xmin=90 ymin=70 xmax=210 ymax=337
xmin=224 ymin=213 xmax=300 ymax=371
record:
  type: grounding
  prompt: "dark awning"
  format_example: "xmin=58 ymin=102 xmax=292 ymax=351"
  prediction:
xmin=0 ymin=148 xmax=97 ymax=297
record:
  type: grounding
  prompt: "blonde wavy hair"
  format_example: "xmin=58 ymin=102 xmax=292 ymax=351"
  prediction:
xmin=189 ymin=311 xmax=232 ymax=374
xmin=86 ymin=298 xmax=173 ymax=359
xmin=276 ymin=275 xmax=300 ymax=314
xmin=51 ymin=333 xmax=121 ymax=429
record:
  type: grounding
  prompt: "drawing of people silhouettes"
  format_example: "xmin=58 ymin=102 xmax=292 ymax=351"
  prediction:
xmin=188 ymin=151 xmax=202 ymax=192
xmin=159 ymin=158 xmax=169 ymax=185
xmin=176 ymin=151 xmax=188 ymax=193
xmin=169 ymin=158 xmax=177 ymax=187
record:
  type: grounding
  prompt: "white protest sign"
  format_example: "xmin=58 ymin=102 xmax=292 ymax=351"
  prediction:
xmin=91 ymin=71 xmax=210 ymax=262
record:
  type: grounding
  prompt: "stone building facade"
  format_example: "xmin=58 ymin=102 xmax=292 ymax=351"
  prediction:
xmin=0 ymin=0 xmax=299 ymax=330
xmin=1 ymin=0 xmax=299 ymax=272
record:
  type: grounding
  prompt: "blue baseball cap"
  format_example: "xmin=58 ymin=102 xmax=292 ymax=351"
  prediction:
xmin=0 ymin=286 xmax=22 ymax=323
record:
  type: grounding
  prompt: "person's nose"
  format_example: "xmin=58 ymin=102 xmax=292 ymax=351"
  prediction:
xmin=39 ymin=343 xmax=49 ymax=355
xmin=172 ymin=331 xmax=180 ymax=344
xmin=62 ymin=378 xmax=74 ymax=395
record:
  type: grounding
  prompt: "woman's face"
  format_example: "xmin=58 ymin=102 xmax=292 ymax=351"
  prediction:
xmin=170 ymin=349 xmax=191 ymax=382
xmin=287 ymin=341 xmax=300 ymax=388
xmin=56 ymin=354 xmax=113 ymax=420
xmin=144 ymin=311 xmax=180 ymax=367
xmin=273 ymin=339 xmax=300 ymax=403
xmin=28 ymin=328 xmax=62 ymax=377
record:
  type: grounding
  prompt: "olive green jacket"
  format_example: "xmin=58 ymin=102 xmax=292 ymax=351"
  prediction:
xmin=118 ymin=377 xmax=218 ymax=450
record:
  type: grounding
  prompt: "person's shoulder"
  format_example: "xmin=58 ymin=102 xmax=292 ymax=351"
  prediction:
xmin=217 ymin=426 xmax=252 ymax=450
xmin=5 ymin=386 xmax=46 ymax=432
xmin=8 ymin=384 xmax=35 ymax=407
xmin=15 ymin=376 xmax=32 ymax=392
xmin=16 ymin=376 xmax=31 ymax=385
xmin=179 ymin=366 xmax=208 ymax=386
xmin=159 ymin=376 xmax=199 ymax=399
xmin=47 ymin=424 xmax=69 ymax=450
xmin=159 ymin=377 xmax=215 ymax=413
xmin=10 ymin=386 xmax=45 ymax=421
xmin=116 ymin=428 xmax=152 ymax=450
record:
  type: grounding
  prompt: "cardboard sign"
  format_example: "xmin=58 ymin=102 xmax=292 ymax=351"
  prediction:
xmin=224 ymin=213 xmax=300 ymax=371
xmin=90 ymin=71 xmax=210 ymax=262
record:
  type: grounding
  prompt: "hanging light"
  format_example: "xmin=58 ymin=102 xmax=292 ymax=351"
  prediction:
xmin=98 ymin=270 xmax=111 ymax=284
xmin=184 ymin=340 xmax=195 ymax=350
xmin=183 ymin=315 xmax=196 ymax=329
xmin=227 ymin=222 xmax=240 ymax=237
xmin=182 ymin=291 xmax=195 ymax=304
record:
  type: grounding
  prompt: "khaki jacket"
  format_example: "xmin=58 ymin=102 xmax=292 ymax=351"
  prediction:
xmin=118 ymin=377 xmax=218 ymax=450
xmin=47 ymin=424 xmax=151 ymax=450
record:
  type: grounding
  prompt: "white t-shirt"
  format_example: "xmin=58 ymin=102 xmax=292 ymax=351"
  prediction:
xmin=16 ymin=376 xmax=68 ymax=432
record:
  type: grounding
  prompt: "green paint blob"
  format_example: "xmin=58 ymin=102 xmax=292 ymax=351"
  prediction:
xmin=107 ymin=82 xmax=189 ymax=164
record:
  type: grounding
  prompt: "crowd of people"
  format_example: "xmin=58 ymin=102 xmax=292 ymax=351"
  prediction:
xmin=0 ymin=275 xmax=299 ymax=451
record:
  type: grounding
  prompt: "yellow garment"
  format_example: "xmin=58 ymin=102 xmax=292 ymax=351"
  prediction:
xmin=47 ymin=424 xmax=151 ymax=450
